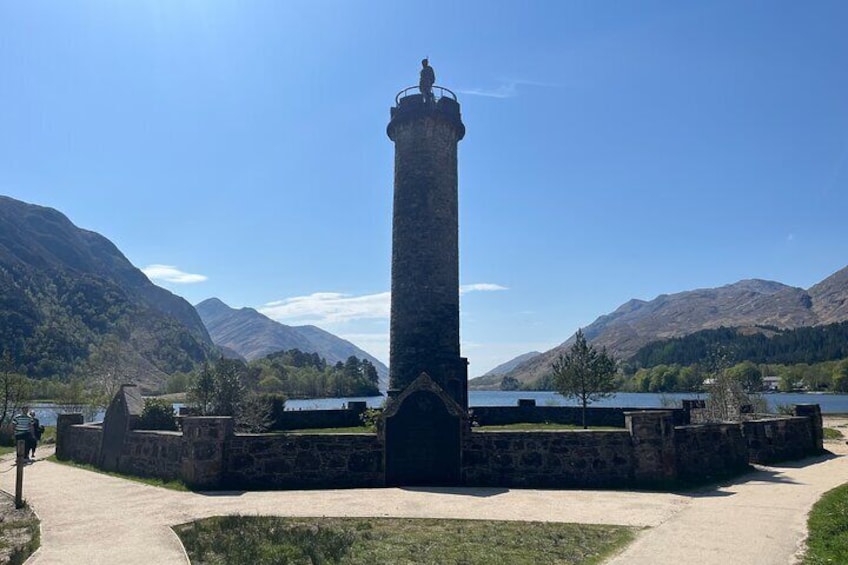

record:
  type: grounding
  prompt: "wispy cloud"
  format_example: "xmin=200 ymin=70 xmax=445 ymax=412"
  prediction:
xmin=458 ymin=83 xmax=519 ymax=99
xmin=260 ymin=283 xmax=506 ymax=325
xmin=460 ymin=283 xmax=508 ymax=294
xmin=142 ymin=264 xmax=208 ymax=284
xmin=260 ymin=292 xmax=391 ymax=324
xmin=458 ymin=79 xmax=559 ymax=99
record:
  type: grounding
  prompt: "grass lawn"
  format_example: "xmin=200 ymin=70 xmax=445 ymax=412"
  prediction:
xmin=174 ymin=516 xmax=637 ymax=565
xmin=475 ymin=422 xmax=621 ymax=431
xmin=0 ymin=445 xmax=15 ymax=456
xmin=803 ymin=482 xmax=848 ymax=564
xmin=284 ymin=427 xmax=375 ymax=434
xmin=822 ymin=427 xmax=843 ymax=440
xmin=48 ymin=456 xmax=189 ymax=491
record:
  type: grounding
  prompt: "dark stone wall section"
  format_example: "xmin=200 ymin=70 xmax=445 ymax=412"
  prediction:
xmin=56 ymin=404 xmax=825 ymax=490
xmin=226 ymin=433 xmax=383 ymax=489
xmin=463 ymin=430 xmax=634 ymax=488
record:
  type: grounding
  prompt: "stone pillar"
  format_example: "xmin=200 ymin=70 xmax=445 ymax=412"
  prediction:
xmin=180 ymin=417 xmax=233 ymax=489
xmin=386 ymin=90 xmax=467 ymax=409
xmin=55 ymin=413 xmax=84 ymax=460
xmin=793 ymin=404 xmax=824 ymax=454
xmin=681 ymin=399 xmax=706 ymax=425
xmin=626 ymin=410 xmax=677 ymax=483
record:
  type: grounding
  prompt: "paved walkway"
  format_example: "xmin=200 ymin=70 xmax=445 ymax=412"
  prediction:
xmin=3 ymin=431 xmax=846 ymax=564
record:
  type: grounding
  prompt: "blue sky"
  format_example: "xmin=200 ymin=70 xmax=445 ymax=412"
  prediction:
xmin=2 ymin=1 xmax=847 ymax=376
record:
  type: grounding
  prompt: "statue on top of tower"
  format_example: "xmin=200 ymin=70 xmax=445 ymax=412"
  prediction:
xmin=419 ymin=58 xmax=435 ymax=104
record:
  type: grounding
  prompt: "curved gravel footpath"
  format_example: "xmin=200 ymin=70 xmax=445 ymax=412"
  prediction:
xmin=1 ymin=422 xmax=844 ymax=565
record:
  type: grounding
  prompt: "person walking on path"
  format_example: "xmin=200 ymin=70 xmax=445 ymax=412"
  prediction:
xmin=11 ymin=407 xmax=33 ymax=461
xmin=419 ymin=58 xmax=435 ymax=104
xmin=28 ymin=411 xmax=44 ymax=459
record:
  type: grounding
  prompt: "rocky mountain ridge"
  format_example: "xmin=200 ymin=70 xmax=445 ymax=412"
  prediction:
xmin=477 ymin=267 xmax=848 ymax=388
xmin=0 ymin=195 xmax=214 ymax=389
xmin=195 ymin=297 xmax=389 ymax=390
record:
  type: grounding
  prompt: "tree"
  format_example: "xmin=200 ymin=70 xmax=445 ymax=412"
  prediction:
xmin=832 ymin=360 xmax=848 ymax=393
xmin=0 ymin=350 xmax=31 ymax=432
xmin=551 ymin=330 xmax=617 ymax=429
xmin=137 ymin=398 xmax=178 ymax=431
xmin=727 ymin=361 xmax=763 ymax=392
xmin=190 ymin=363 xmax=216 ymax=416
xmin=500 ymin=375 xmax=521 ymax=391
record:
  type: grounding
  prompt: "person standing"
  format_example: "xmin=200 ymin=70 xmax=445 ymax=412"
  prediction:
xmin=419 ymin=58 xmax=435 ymax=104
xmin=11 ymin=407 xmax=33 ymax=461
xmin=28 ymin=411 xmax=43 ymax=459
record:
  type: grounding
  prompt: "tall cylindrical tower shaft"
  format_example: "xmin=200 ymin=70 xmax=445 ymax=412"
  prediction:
xmin=387 ymin=91 xmax=467 ymax=408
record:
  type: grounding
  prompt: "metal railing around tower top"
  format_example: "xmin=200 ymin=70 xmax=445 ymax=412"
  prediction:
xmin=394 ymin=85 xmax=458 ymax=106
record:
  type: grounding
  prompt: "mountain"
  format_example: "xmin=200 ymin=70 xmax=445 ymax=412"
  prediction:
xmin=482 ymin=267 xmax=848 ymax=388
xmin=484 ymin=351 xmax=542 ymax=376
xmin=0 ymin=195 xmax=214 ymax=390
xmin=196 ymin=298 xmax=389 ymax=389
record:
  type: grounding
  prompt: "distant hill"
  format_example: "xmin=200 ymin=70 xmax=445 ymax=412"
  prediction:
xmin=196 ymin=298 xmax=389 ymax=390
xmin=0 ymin=195 xmax=215 ymax=390
xmin=469 ymin=352 xmax=542 ymax=390
xmin=484 ymin=266 xmax=848 ymax=388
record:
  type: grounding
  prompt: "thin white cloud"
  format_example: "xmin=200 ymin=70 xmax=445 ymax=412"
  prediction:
xmin=460 ymin=283 xmax=508 ymax=294
xmin=260 ymin=283 xmax=506 ymax=325
xmin=458 ymin=83 xmax=519 ymax=99
xmin=142 ymin=264 xmax=208 ymax=284
xmin=459 ymin=79 xmax=560 ymax=99
xmin=260 ymin=292 xmax=391 ymax=324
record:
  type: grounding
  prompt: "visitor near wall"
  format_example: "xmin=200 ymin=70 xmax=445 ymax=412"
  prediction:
xmin=28 ymin=411 xmax=44 ymax=459
xmin=12 ymin=407 xmax=33 ymax=461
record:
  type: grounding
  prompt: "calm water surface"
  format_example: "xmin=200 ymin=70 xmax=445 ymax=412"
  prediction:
xmin=285 ymin=391 xmax=848 ymax=413
xmin=33 ymin=391 xmax=848 ymax=426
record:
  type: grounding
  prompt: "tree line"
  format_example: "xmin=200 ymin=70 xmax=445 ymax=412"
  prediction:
xmin=630 ymin=322 xmax=848 ymax=368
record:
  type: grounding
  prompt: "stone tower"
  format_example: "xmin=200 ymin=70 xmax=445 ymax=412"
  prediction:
xmin=387 ymin=83 xmax=468 ymax=410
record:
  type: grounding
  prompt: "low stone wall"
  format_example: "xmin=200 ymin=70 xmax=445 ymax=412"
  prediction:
xmin=55 ymin=403 xmax=825 ymax=490
xmin=226 ymin=433 xmax=383 ymax=489
xmin=464 ymin=430 xmax=633 ymax=488
xmin=470 ymin=405 xmax=689 ymax=428
xmin=119 ymin=431 xmax=183 ymax=481
xmin=675 ymin=423 xmax=749 ymax=481
xmin=58 ymin=421 xmax=102 ymax=465
xmin=743 ymin=416 xmax=820 ymax=464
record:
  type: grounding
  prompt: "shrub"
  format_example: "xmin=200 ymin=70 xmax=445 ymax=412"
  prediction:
xmin=136 ymin=399 xmax=178 ymax=431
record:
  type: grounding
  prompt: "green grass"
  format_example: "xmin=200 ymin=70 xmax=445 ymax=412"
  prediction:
xmin=0 ymin=501 xmax=40 ymax=565
xmin=803 ymin=482 xmax=848 ymax=564
xmin=174 ymin=516 xmax=637 ymax=565
xmin=0 ymin=445 xmax=15 ymax=456
xmin=48 ymin=456 xmax=189 ymax=491
xmin=475 ymin=423 xmax=621 ymax=431
xmin=822 ymin=427 xmax=843 ymax=440
xmin=285 ymin=427 xmax=375 ymax=434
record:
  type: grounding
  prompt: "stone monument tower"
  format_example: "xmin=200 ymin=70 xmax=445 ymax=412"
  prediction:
xmin=383 ymin=66 xmax=468 ymax=486
xmin=386 ymin=73 xmax=468 ymax=410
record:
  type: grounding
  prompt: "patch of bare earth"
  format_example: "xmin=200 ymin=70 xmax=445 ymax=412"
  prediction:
xmin=0 ymin=489 xmax=40 ymax=564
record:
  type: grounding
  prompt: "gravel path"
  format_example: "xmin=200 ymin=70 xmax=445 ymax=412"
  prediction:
xmin=2 ymin=420 xmax=844 ymax=565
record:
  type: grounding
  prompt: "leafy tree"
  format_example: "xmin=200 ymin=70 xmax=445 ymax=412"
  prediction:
xmin=500 ymin=375 xmax=522 ymax=391
xmin=832 ymin=360 xmax=848 ymax=393
xmin=236 ymin=392 xmax=273 ymax=433
xmin=165 ymin=371 xmax=191 ymax=394
xmin=0 ymin=350 xmax=31 ymax=433
xmin=551 ymin=329 xmax=617 ymax=429
xmin=190 ymin=363 xmax=216 ymax=416
xmin=727 ymin=361 xmax=763 ymax=392
xmin=212 ymin=358 xmax=247 ymax=416
xmin=137 ymin=398 xmax=178 ymax=430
